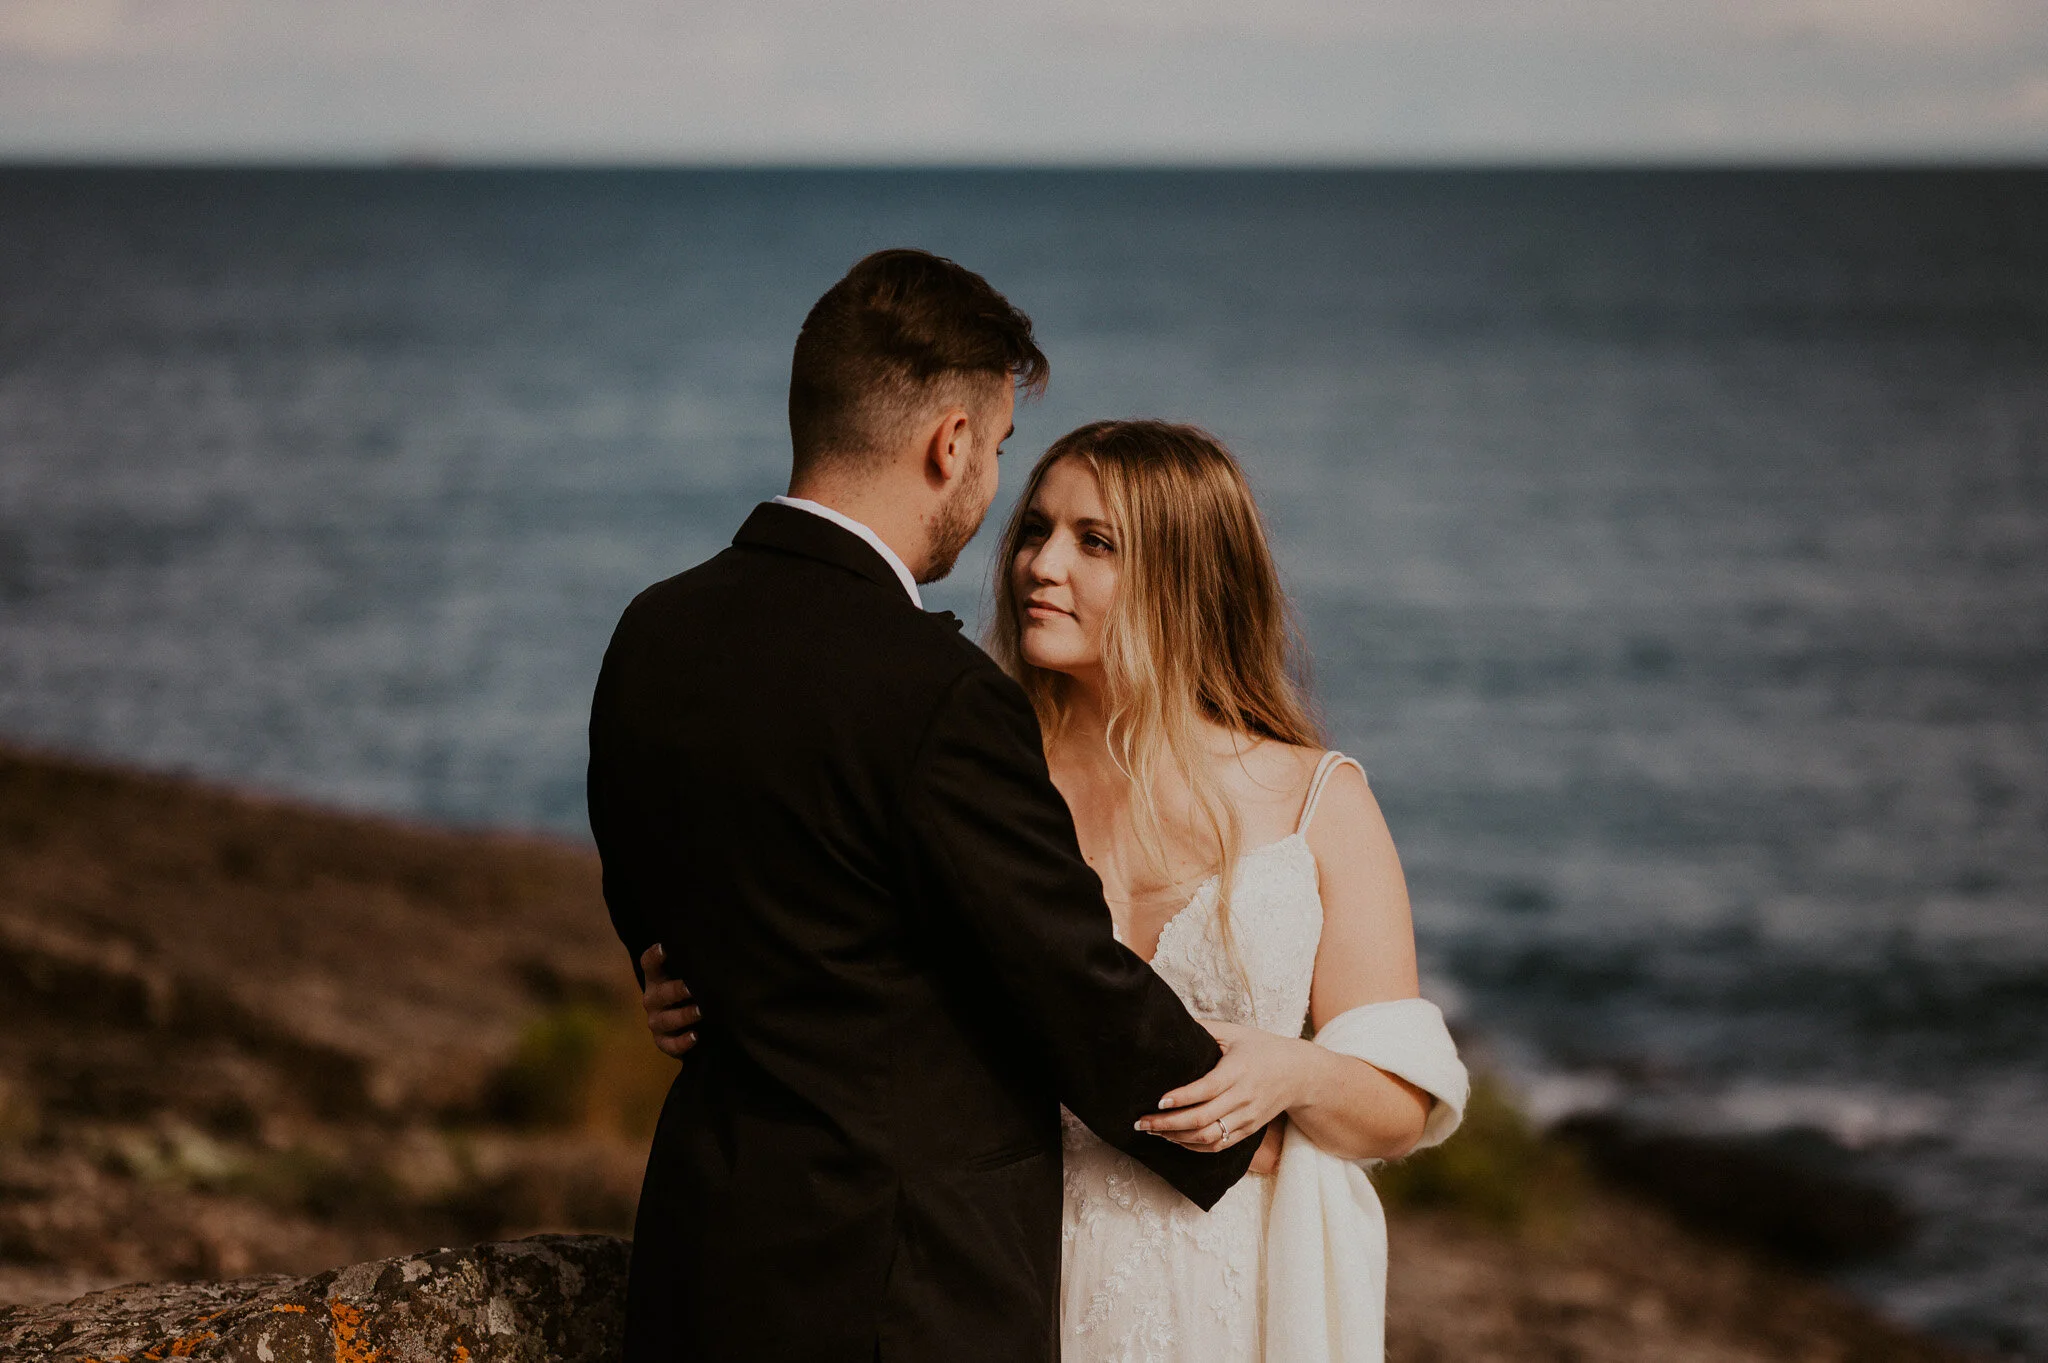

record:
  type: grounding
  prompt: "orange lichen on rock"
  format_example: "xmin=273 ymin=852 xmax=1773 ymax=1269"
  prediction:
xmin=452 ymin=1345 xmax=471 ymax=1363
xmin=272 ymin=1304 xmax=309 ymax=1313
xmin=138 ymin=1335 xmax=214 ymax=1362
xmin=328 ymin=1298 xmax=382 ymax=1363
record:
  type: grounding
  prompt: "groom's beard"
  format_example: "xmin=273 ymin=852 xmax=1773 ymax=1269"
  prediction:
xmin=919 ymin=453 xmax=991 ymax=585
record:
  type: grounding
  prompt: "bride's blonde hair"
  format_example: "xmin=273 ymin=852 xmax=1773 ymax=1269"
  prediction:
xmin=988 ymin=420 xmax=1322 ymax=956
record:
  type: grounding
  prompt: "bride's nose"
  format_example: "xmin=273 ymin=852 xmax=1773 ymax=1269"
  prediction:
xmin=1026 ymin=536 xmax=1069 ymax=583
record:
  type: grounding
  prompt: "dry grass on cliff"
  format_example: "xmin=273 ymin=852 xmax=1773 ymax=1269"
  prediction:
xmin=0 ymin=742 xmax=1976 ymax=1360
xmin=0 ymin=741 xmax=671 ymax=1302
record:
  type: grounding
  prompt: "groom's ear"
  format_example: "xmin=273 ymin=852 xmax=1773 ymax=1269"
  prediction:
xmin=921 ymin=407 xmax=976 ymax=489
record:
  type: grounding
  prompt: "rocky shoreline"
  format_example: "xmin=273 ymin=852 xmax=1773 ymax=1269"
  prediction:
xmin=0 ymin=1211 xmax=1968 ymax=1363
xmin=0 ymin=1234 xmax=627 ymax=1363
xmin=0 ymin=742 xmax=1976 ymax=1360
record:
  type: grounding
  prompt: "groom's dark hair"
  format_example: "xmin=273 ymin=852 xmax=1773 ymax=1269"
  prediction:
xmin=789 ymin=249 xmax=1048 ymax=478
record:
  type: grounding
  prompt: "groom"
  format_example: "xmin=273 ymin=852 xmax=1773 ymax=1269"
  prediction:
xmin=587 ymin=249 xmax=1260 ymax=1363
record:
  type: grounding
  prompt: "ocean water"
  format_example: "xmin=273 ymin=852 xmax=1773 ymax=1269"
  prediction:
xmin=1 ymin=167 xmax=2043 ymax=1354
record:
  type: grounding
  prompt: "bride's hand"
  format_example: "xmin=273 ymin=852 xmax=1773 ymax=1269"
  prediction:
xmin=1137 ymin=1021 xmax=1311 ymax=1154
xmin=639 ymin=943 xmax=701 ymax=1058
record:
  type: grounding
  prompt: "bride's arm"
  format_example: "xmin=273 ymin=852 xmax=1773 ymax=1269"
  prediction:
xmin=1286 ymin=763 xmax=1434 ymax=1158
xmin=1139 ymin=764 xmax=1433 ymax=1162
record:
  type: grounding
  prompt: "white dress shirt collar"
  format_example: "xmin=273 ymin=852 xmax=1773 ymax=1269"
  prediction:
xmin=770 ymin=495 xmax=923 ymax=608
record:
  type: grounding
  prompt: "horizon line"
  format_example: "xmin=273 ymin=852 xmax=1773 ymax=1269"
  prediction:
xmin=3 ymin=152 xmax=2045 ymax=174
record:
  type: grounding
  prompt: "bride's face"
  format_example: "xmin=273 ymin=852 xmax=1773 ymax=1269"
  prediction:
xmin=1011 ymin=456 xmax=1120 ymax=677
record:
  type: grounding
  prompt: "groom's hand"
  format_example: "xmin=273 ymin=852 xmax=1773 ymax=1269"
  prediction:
xmin=638 ymin=943 xmax=701 ymax=1059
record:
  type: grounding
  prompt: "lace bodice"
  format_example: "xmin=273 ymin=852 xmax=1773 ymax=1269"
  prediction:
xmin=1144 ymin=832 xmax=1322 ymax=1036
xmin=1060 ymin=752 xmax=1362 ymax=1363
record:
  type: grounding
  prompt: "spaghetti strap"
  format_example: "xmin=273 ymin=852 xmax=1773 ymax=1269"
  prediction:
xmin=1294 ymin=750 xmax=1366 ymax=836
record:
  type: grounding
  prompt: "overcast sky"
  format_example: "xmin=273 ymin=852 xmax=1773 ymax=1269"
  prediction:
xmin=3 ymin=0 xmax=2045 ymax=162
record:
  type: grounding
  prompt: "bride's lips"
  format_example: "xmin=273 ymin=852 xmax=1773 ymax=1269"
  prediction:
xmin=1024 ymin=598 xmax=1072 ymax=621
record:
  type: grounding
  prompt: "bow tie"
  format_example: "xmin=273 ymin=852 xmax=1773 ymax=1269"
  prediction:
xmin=929 ymin=610 xmax=964 ymax=632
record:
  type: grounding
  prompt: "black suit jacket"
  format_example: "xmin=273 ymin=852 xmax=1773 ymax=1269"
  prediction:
xmin=587 ymin=502 xmax=1259 ymax=1363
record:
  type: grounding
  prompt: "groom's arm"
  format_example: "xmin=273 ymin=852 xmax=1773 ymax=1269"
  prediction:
xmin=901 ymin=665 xmax=1262 ymax=1211
xmin=587 ymin=634 xmax=660 ymax=993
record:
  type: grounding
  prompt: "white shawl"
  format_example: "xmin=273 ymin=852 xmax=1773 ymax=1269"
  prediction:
xmin=1263 ymin=998 xmax=1469 ymax=1363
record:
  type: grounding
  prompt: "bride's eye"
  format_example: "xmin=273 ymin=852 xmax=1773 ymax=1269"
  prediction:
xmin=1081 ymin=532 xmax=1115 ymax=554
xmin=1019 ymin=517 xmax=1049 ymax=544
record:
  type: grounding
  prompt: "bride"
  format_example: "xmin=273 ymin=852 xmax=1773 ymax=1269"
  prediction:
xmin=642 ymin=419 xmax=1466 ymax=1362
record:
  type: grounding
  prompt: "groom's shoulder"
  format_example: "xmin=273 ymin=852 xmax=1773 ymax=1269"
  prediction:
xmin=615 ymin=552 xmax=725 ymax=612
xmin=610 ymin=541 xmax=802 ymax=626
xmin=863 ymin=599 xmax=1015 ymax=698
xmin=608 ymin=547 xmax=1008 ymax=685
xmin=602 ymin=559 xmax=714 ymax=641
xmin=913 ymin=631 xmax=1037 ymax=729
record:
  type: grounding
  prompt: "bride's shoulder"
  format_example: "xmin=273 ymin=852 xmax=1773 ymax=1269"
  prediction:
xmin=1300 ymin=752 xmax=1388 ymax=856
xmin=1272 ymin=741 xmax=1346 ymax=786
xmin=1273 ymin=741 xmax=1331 ymax=791
xmin=1207 ymin=733 xmax=1313 ymax=781
xmin=1209 ymin=737 xmax=1325 ymax=821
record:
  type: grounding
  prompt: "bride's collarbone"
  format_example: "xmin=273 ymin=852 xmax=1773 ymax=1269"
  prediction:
xmin=1084 ymin=858 xmax=1197 ymax=950
xmin=1093 ymin=836 xmax=1306 ymax=960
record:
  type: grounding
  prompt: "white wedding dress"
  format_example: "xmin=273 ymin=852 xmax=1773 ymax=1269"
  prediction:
xmin=1058 ymin=752 xmax=1467 ymax=1363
